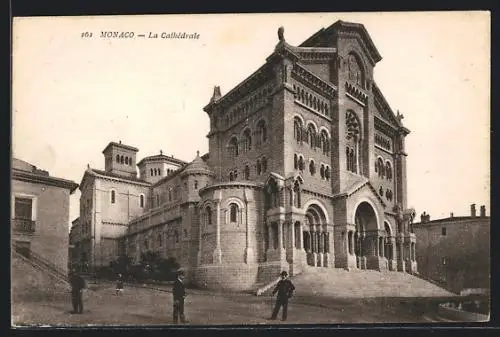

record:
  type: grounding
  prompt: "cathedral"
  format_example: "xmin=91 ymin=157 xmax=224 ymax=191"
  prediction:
xmin=71 ymin=20 xmax=418 ymax=291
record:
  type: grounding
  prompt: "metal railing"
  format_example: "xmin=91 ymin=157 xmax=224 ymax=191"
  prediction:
xmin=12 ymin=218 xmax=36 ymax=233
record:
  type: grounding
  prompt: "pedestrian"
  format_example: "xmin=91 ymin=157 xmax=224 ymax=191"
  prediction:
xmin=172 ymin=270 xmax=187 ymax=324
xmin=269 ymin=271 xmax=295 ymax=321
xmin=115 ymin=273 xmax=124 ymax=296
xmin=69 ymin=267 xmax=86 ymax=314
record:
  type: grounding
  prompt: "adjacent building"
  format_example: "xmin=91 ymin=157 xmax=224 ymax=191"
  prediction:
xmin=11 ymin=158 xmax=79 ymax=274
xmin=71 ymin=20 xmax=417 ymax=291
xmin=413 ymin=204 xmax=490 ymax=293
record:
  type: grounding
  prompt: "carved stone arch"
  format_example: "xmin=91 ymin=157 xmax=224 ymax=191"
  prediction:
xmin=293 ymin=113 xmax=305 ymax=125
xmin=303 ymin=199 xmax=330 ymax=224
xmin=351 ymin=197 xmax=381 ymax=230
xmin=305 ymin=120 xmax=319 ymax=133
xmin=319 ymin=126 xmax=331 ymax=139
xmin=345 ymin=49 xmax=368 ymax=88
xmin=384 ymin=220 xmax=393 ymax=237
xmin=345 ymin=110 xmax=362 ymax=141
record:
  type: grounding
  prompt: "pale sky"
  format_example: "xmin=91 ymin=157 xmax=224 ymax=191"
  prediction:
xmin=12 ymin=12 xmax=490 ymax=229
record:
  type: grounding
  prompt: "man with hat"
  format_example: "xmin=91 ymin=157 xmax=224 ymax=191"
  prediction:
xmin=270 ymin=271 xmax=295 ymax=321
xmin=172 ymin=270 xmax=187 ymax=324
xmin=69 ymin=267 xmax=86 ymax=314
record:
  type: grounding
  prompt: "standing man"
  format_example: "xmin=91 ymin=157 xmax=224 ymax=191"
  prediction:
xmin=69 ymin=268 xmax=86 ymax=314
xmin=172 ymin=270 xmax=187 ymax=324
xmin=270 ymin=271 xmax=295 ymax=321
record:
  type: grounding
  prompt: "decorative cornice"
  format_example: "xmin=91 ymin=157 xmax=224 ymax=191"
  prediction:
xmin=204 ymin=64 xmax=272 ymax=113
xmin=292 ymin=63 xmax=337 ymax=99
xmin=86 ymin=170 xmax=151 ymax=187
xmin=299 ymin=20 xmax=382 ymax=65
xmin=13 ymin=169 xmax=79 ymax=193
xmin=345 ymin=82 xmax=368 ymax=103
xmin=199 ymin=181 xmax=263 ymax=195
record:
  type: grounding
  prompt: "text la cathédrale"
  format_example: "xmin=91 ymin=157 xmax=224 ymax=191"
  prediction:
xmin=148 ymin=32 xmax=200 ymax=39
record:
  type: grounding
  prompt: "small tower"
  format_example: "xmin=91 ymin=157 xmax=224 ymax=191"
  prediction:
xmin=102 ymin=141 xmax=139 ymax=178
xmin=137 ymin=150 xmax=187 ymax=184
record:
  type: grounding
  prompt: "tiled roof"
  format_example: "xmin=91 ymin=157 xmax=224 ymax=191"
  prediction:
xmin=90 ymin=169 xmax=151 ymax=185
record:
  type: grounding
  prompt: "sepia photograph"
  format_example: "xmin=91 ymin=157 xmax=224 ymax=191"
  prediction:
xmin=11 ymin=11 xmax=491 ymax=327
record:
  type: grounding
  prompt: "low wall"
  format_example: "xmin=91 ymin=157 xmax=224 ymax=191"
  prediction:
xmin=193 ymin=264 xmax=259 ymax=291
xmin=438 ymin=303 xmax=490 ymax=322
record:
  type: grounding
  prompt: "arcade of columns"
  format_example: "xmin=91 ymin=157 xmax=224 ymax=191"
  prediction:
xmin=264 ymin=211 xmax=417 ymax=272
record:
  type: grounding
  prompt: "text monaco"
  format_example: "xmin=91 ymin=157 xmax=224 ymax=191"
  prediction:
xmin=99 ymin=32 xmax=200 ymax=39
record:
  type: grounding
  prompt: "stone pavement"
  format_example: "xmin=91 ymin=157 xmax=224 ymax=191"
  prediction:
xmin=12 ymin=282 xmax=438 ymax=326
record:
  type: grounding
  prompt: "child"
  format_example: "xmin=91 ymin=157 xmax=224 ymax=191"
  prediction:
xmin=115 ymin=273 xmax=124 ymax=296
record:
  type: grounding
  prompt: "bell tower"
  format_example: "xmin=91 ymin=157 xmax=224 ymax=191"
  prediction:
xmin=102 ymin=141 xmax=139 ymax=178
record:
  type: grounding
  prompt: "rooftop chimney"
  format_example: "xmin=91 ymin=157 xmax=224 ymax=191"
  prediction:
xmin=420 ymin=211 xmax=430 ymax=223
xmin=480 ymin=205 xmax=486 ymax=217
xmin=471 ymin=204 xmax=476 ymax=217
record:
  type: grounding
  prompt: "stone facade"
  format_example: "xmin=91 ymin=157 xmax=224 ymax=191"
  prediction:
xmin=71 ymin=20 xmax=416 ymax=291
xmin=11 ymin=158 xmax=78 ymax=274
xmin=413 ymin=205 xmax=490 ymax=293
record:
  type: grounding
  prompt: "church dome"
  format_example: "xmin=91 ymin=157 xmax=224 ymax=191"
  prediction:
xmin=181 ymin=151 xmax=215 ymax=177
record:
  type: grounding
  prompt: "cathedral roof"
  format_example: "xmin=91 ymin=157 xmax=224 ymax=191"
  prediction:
xmin=136 ymin=153 xmax=187 ymax=167
xmin=181 ymin=151 xmax=215 ymax=176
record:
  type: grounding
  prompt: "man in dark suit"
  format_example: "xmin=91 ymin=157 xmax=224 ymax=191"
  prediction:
xmin=270 ymin=271 xmax=295 ymax=321
xmin=69 ymin=268 xmax=86 ymax=314
xmin=172 ymin=270 xmax=187 ymax=324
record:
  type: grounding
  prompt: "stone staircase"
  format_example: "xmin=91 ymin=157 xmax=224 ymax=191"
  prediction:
xmin=288 ymin=267 xmax=454 ymax=299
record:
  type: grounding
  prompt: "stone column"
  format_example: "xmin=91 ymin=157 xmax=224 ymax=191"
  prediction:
xmin=212 ymin=200 xmax=222 ymax=264
xmin=299 ymin=224 xmax=304 ymax=250
xmin=278 ymin=221 xmax=283 ymax=251
xmin=244 ymin=196 xmax=254 ymax=264
xmin=311 ymin=226 xmax=317 ymax=266
xmin=197 ymin=209 xmax=203 ymax=265
xmin=290 ymin=221 xmax=296 ymax=249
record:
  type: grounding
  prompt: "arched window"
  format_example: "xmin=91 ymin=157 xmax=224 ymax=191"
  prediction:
xmin=243 ymin=129 xmax=252 ymax=152
xmin=293 ymin=180 xmax=301 ymax=208
xmin=346 ymin=111 xmax=361 ymax=173
xmin=125 ymin=157 xmax=129 ymax=165
xmin=321 ymin=131 xmax=330 ymax=155
xmin=205 ymin=206 xmax=212 ymax=225
xmin=244 ymin=165 xmax=250 ymax=180
xmin=325 ymin=166 xmax=331 ymax=180
xmin=168 ymin=190 xmax=172 ymax=201
xmin=194 ymin=180 xmax=198 ymax=189
xmin=347 ymin=53 xmax=366 ymax=88
xmin=129 ymin=158 xmax=133 ymax=166
xmin=294 ymin=154 xmax=298 ymax=170
xmin=140 ymin=194 xmax=144 ymax=208
xmin=298 ymin=156 xmax=305 ymax=171
xmin=385 ymin=161 xmax=393 ymax=180
xmin=320 ymin=164 xmax=325 ymax=179
xmin=229 ymin=137 xmax=239 ymax=157
xmin=110 ymin=190 xmax=116 ymax=204
xmin=346 ymin=147 xmax=351 ymax=171
xmin=262 ymin=157 xmax=267 ymax=172
xmin=256 ymin=160 xmax=262 ymax=175
xmin=377 ymin=158 xmax=385 ymax=178
xmin=257 ymin=120 xmax=267 ymax=144
xmin=229 ymin=203 xmax=238 ymax=223
xmin=116 ymin=155 xmax=120 ymax=163
xmin=350 ymin=148 xmax=356 ymax=173
xmin=309 ymin=160 xmax=316 ymax=176
xmin=150 ymin=168 xmax=153 ymax=176
xmin=229 ymin=172 xmax=234 ymax=181
xmin=293 ymin=117 xmax=303 ymax=143
xmin=307 ymin=124 xmax=316 ymax=149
